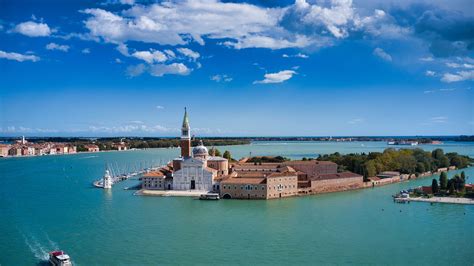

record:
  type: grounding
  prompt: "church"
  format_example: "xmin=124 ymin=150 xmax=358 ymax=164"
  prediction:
xmin=141 ymin=108 xmax=228 ymax=192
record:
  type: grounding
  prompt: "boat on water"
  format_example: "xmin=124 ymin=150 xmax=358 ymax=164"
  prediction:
xmin=49 ymin=250 xmax=72 ymax=266
xmin=199 ymin=193 xmax=220 ymax=200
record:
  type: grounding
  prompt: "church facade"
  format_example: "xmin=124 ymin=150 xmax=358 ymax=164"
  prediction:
xmin=142 ymin=108 xmax=228 ymax=192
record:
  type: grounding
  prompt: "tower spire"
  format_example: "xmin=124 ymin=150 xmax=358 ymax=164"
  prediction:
xmin=180 ymin=107 xmax=191 ymax=158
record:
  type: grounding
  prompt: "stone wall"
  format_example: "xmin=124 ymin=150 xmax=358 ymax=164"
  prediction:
xmin=307 ymin=176 xmax=363 ymax=194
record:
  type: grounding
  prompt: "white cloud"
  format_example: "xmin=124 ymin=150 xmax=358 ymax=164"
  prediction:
xmin=441 ymin=71 xmax=474 ymax=83
xmin=149 ymin=63 xmax=190 ymax=77
xmin=126 ymin=63 xmax=147 ymax=77
xmin=14 ymin=21 xmax=51 ymax=37
xmin=373 ymin=47 xmax=392 ymax=61
xmin=177 ymin=48 xmax=200 ymax=60
xmin=0 ymin=50 xmax=40 ymax=62
xmin=46 ymin=42 xmax=70 ymax=52
xmin=82 ymin=1 xmax=282 ymax=47
xmin=164 ymin=49 xmax=176 ymax=58
xmin=131 ymin=50 xmax=167 ymax=64
xmin=446 ymin=62 xmax=474 ymax=69
xmin=126 ymin=62 xmax=191 ymax=77
xmin=425 ymin=70 xmax=436 ymax=77
xmin=156 ymin=105 xmax=164 ymax=109
xmin=82 ymin=48 xmax=91 ymax=54
xmin=282 ymin=53 xmax=309 ymax=58
xmin=210 ymin=74 xmax=232 ymax=82
xmin=254 ymin=70 xmax=296 ymax=84
xmin=293 ymin=0 xmax=355 ymax=39
xmin=223 ymin=35 xmax=315 ymax=50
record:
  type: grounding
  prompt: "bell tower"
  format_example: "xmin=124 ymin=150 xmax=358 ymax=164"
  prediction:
xmin=180 ymin=107 xmax=191 ymax=158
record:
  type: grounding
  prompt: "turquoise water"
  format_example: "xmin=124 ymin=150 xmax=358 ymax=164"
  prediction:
xmin=0 ymin=141 xmax=473 ymax=265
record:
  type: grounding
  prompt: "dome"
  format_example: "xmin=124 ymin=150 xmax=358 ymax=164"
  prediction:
xmin=193 ymin=140 xmax=208 ymax=157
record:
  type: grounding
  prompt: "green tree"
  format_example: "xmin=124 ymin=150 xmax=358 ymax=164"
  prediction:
xmin=461 ymin=171 xmax=466 ymax=181
xmin=448 ymin=179 xmax=456 ymax=194
xmin=223 ymin=150 xmax=232 ymax=161
xmin=439 ymin=171 xmax=448 ymax=190
xmin=431 ymin=179 xmax=439 ymax=194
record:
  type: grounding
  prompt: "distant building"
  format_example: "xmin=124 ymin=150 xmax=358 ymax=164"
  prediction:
xmin=84 ymin=144 xmax=100 ymax=152
xmin=113 ymin=141 xmax=129 ymax=151
xmin=0 ymin=144 xmax=11 ymax=157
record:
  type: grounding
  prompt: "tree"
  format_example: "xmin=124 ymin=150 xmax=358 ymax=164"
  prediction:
xmin=439 ymin=171 xmax=448 ymax=190
xmin=461 ymin=171 xmax=466 ymax=181
xmin=209 ymin=148 xmax=222 ymax=157
xmin=431 ymin=179 xmax=439 ymax=194
xmin=448 ymin=179 xmax=456 ymax=194
xmin=223 ymin=150 xmax=232 ymax=161
xmin=416 ymin=162 xmax=426 ymax=174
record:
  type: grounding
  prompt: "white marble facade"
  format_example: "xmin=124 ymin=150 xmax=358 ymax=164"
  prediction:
xmin=173 ymin=157 xmax=216 ymax=191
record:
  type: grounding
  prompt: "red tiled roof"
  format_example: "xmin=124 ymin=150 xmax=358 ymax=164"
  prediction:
xmin=143 ymin=171 xmax=165 ymax=177
xmin=313 ymin=172 xmax=362 ymax=180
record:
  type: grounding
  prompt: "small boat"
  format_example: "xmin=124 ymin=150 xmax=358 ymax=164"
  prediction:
xmin=199 ymin=193 xmax=220 ymax=200
xmin=49 ymin=250 xmax=72 ymax=266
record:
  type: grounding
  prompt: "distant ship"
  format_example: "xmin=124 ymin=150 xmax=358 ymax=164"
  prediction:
xmin=387 ymin=141 xmax=418 ymax=146
xmin=49 ymin=250 xmax=72 ymax=266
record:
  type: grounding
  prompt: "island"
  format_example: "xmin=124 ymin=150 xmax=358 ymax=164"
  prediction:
xmin=130 ymin=108 xmax=473 ymax=200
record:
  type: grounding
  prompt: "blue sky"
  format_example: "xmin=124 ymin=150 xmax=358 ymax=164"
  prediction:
xmin=0 ymin=0 xmax=473 ymax=137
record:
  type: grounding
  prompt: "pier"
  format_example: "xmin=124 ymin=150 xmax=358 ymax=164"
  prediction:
xmin=93 ymin=160 xmax=169 ymax=189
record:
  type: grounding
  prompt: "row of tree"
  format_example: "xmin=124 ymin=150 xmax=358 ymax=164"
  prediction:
xmin=247 ymin=156 xmax=290 ymax=163
xmin=316 ymin=148 xmax=472 ymax=179
xmin=431 ymin=171 xmax=468 ymax=195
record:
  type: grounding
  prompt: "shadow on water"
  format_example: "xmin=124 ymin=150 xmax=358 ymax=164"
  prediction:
xmin=37 ymin=261 xmax=49 ymax=266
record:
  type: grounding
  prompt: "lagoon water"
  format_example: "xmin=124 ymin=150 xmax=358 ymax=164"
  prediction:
xmin=1 ymin=141 xmax=473 ymax=265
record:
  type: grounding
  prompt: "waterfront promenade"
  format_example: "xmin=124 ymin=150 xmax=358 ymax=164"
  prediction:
xmin=402 ymin=196 xmax=474 ymax=205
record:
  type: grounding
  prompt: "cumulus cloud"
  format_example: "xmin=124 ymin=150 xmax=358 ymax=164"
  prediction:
xmin=126 ymin=63 xmax=147 ymax=77
xmin=14 ymin=21 xmax=51 ymax=37
xmin=177 ymin=48 xmax=200 ymax=60
xmin=254 ymin=70 xmax=296 ymax=84
xmin=210 ymin=74 xmax=232 ymax=82
xmin=126 ymin=63 xmax=191 ymax=77
xmin=131 ymin=50 xmax=167 ymax=64
xmin=46 ymin=42 xmax=70 ymax=52
xmin=441 ymin=70 xmax=474 ymax=83
xmin=82 ymin=48 xmax=91 ymax=54
xmin=156 ymin=105 xmax=164 ymax=109
xmin=82 ymin=1 xmax=282 ymax=47
xmin=0 ymin=50 xmax=40 ymax=62
xmin=149 ymin=63 xmax=190 ymax=77
xmin=373 ymin=47 xmax=392 ymax=61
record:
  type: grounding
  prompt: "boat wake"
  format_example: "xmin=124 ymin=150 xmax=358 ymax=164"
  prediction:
xmin=78 ymin=155 xmax=98 ymax=159
xmin=22 ymin=231 xmax=59 ymax=262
